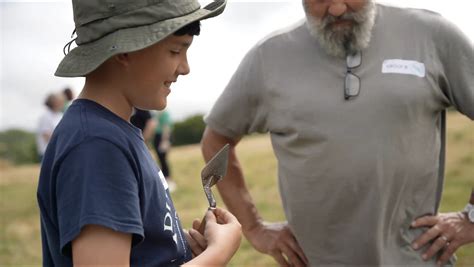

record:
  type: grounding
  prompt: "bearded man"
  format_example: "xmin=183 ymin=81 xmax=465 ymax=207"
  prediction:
xmin=201 ymin=0 xmax=474 ymax=266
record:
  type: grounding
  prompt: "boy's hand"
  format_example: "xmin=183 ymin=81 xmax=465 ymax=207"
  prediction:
xmin=183 ymin=208 xmax=242 ymax=266
xmin=205 ymin=208 xmax=241 ymax=243
xmin=186 ymin=208 xmax=242 ymax=259
xmin=202 ymin=208 xmax=242 ymax=264
xmin=184 ymin=227 xmax=206 ymax=257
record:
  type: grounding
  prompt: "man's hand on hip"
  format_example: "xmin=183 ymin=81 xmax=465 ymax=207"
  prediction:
xmin=411 ymin=212 xmax=474 ymax=266
xmin=245 ymin=221 xmax=308 ymax=267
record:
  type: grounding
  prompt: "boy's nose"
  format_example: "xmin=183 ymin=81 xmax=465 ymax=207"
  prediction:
xmin=177 ymin=59 xmax=190 ymax=76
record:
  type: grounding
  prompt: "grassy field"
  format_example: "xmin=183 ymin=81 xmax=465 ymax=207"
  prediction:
xmin=1 ymin=112 xmax=473 ymax=266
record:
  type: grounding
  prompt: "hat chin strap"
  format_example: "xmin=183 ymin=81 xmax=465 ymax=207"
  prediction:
xmin=63 ymin=29 xmax=77 ymax=56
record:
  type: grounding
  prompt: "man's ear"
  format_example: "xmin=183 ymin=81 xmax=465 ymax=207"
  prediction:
xmin=114 ymin=53 xmax=130 ymax=67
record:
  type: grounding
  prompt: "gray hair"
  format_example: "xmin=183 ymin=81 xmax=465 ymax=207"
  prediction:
xmin=304 ymin=0 xmax=377 ymax=58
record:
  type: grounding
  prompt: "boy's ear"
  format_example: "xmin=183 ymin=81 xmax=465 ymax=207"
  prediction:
xmin=114 ymin=53 xmax=131 ymax=67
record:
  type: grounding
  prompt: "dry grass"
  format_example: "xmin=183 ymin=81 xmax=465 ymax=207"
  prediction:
xmin=0 ymin=112 xmax=473 ymax=266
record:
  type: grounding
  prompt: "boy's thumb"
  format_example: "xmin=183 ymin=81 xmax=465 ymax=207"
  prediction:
xmin=205 ymin=208 xmax=217 ymax=223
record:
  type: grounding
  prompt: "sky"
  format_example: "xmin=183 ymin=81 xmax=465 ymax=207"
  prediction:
xmin=0 ymin=0 xmax=472 ymax=131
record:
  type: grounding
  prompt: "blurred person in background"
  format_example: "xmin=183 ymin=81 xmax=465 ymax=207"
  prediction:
xmin=131 ymin=108 xmax=157 ymax=143
xmin=62 ymin=87 xmax=76 ymax=111
xmin=201 ymin=0 xmax=474 ymax=266
xmin=153 ymin=109 xmax=176 ymax=191
xmin=36 ymin=93 xmax=64 ymax=161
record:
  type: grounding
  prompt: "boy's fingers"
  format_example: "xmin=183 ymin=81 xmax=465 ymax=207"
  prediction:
xmin=192 ymin=218 xmax=201 ymax=230
xmin=214 ymin=207 xmax=239 ymax=224
xmin=205 ymin=209 xmax=217 ymax=224
xmin=189 ymin=228 xmax=207 ymax=249
xmin=184 ymin=230 xmax=203 ymax=256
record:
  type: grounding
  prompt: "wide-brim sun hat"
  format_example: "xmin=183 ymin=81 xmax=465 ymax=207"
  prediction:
xmin=56 ymin=0 xmax=226 ymax=77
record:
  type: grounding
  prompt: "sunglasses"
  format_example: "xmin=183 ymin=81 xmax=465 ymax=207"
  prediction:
xmin=345 ymin=51 xmax=362 ymax=100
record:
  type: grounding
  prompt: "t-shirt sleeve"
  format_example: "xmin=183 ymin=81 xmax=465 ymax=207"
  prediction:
xmin=436 ymin=16 xmax=474 ymax=119
xmin=56 ymin=138 xmax=144 ymax=257
xmin=204 ymin=45 xmax=269 ymax=139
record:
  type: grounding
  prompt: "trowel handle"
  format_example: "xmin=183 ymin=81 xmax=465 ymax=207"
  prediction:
xmin=198 ymin=207 xmax=216 ymax=234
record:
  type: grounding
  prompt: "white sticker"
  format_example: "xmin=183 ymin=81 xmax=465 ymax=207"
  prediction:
xmin=382 ymin=59 xmax=426 ymax=78
xmin=158 ymin=170 xmax=169 ymax=190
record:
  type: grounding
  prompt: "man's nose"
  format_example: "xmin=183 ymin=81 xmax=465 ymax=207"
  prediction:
xmin=328 ymin=0 xmax=348 ymax=17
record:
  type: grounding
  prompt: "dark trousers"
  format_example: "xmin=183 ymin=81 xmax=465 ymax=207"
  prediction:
xmin=153 ymin=133 xmax=170 ymax=178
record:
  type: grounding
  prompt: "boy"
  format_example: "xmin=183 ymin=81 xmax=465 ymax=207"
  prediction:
xmin=37 ymin=0 xmax=241 ymax=266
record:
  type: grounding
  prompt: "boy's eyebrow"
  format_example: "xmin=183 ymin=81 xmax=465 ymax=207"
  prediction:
xmin=172 ymin=41 xmax=192 ymax=48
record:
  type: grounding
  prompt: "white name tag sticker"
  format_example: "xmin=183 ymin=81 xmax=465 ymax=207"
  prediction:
xmin=382 ymin=59 xmax=426 ymax=78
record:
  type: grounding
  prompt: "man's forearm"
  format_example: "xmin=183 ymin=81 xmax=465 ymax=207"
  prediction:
xmin=217 ymin=152 xmax=263 ymax=232
xmin=201 ymin=127 xmax=263 ymax=232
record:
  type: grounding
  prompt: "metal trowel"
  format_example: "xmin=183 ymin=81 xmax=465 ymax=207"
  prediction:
xmin=197 ymin=144 xmax=229 ymax=234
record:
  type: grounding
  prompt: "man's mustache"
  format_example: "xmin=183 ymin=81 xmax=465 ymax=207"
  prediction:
xmin=321 ymin=12 xmax=361 ymax=29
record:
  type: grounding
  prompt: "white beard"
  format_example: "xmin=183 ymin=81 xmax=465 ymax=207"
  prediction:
xmin=304 ymin=1 xmax=376 ymax=58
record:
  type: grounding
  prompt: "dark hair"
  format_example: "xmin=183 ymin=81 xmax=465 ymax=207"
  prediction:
xmin=63 ymin=87 xmax=74 ymax=101
xmin=44 ymin=94 xmax=56 ymax=110
xmin=174 ymin=21 xmax=201 ymax=36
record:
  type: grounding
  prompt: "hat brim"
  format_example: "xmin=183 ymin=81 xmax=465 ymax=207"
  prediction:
xmin=55 ymin=0 xmax=226 ymax=77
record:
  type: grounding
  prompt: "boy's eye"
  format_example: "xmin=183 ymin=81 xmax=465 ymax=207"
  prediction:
xmin=170 ymin=50 xmax=180 ymax=55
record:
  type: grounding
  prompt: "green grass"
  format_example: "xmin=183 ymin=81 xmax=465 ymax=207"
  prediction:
xmin=0 ymin=112 xmax=473 ymax=266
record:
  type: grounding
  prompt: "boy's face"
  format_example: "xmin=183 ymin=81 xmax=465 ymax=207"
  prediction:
xmin=122 ymin=34 xmax=194 ymax=110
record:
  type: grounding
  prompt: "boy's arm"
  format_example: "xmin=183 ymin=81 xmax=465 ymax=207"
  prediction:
xmin=182 ymin=246 xmax=228 ymax=266
xmin=72 ymin=225 xmax=132 ymax=266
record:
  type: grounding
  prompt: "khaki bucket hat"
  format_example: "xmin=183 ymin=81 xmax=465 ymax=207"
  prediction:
xmin=55 ymin=0 xmax=226 ymax=77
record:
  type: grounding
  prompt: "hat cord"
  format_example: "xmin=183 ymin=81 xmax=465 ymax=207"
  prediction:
xmin=62 ymin=29 xmax=77 ymax=56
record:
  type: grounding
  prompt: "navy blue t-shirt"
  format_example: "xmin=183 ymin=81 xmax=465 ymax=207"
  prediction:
xmin=37 ymin=99 xmax=192 ymax=266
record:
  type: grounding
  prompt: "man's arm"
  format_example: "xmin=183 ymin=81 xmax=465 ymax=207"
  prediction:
xmin=201 ymin=127 xmax=308 ymax=267
xmin=201 ymin=127 xmax=260 ymax=231
xmin=72 ymin=225 xmax=132 ymax=266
